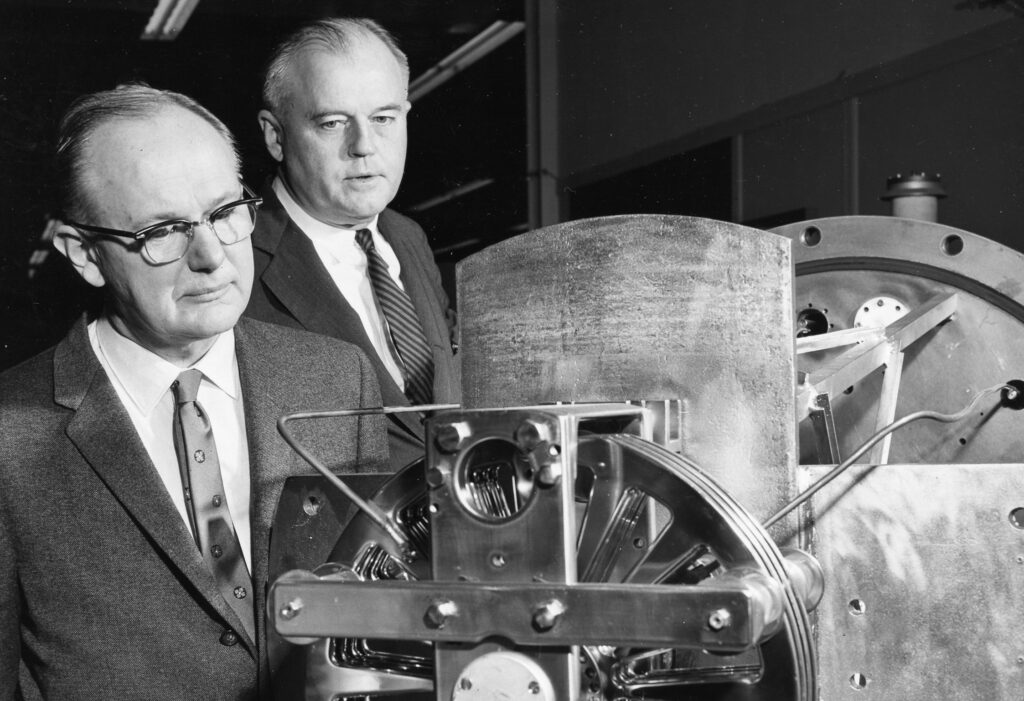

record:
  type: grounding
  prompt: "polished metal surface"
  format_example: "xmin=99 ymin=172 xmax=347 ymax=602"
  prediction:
xmin=271 ymin=579 xmax=767 ymax=649
xmin=271 ymin=405 xmax=818 ymax=700
xmin=267 ymin=214 xmax=1024 ymax=701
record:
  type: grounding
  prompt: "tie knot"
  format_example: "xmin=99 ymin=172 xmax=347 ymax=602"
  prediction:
xmin=355 ymin=228 xmax=374 ymax=254
xmin=171 ymin=368 xmax=203 ymax=404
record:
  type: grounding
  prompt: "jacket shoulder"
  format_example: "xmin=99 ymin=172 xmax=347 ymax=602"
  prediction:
xmin=379 ymin=208 xmax=429 ymax=241
xmin=236 ymin=317 xmax=371 ymax=369
xmin=0 ymin=346 xmax=57 ymax=409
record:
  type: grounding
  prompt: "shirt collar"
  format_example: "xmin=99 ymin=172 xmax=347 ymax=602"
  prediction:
xmin=273 ymin=175 xmax=379 ymax=242
xmin=94 ymin=316 xmax=238 ymax=415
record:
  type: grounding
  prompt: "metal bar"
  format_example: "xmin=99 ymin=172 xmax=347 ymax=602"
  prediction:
xmin=869 ymin=348 xmax=905 ymax=464
xmin=271 ymin=580 xmax=761 ymax=651
xmin=796 ymin=325 xmax=881 ymax=354
xmin=807 ymin=393 xmax=841 ymax=463
xmin=799 ymin=292 xmax=957 ymax=405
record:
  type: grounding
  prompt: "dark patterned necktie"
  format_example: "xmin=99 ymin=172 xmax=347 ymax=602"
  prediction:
xmin=356 ymin=228 xmax=435 ymax=405
xmin=171 ymin=369 xmax=255 ymax=639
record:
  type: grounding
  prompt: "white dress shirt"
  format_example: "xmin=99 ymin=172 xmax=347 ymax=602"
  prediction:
xmin=88 ymin=317 xmax=253 ymax=572
xmin=273 ymin=176 xmax=407 ymax=390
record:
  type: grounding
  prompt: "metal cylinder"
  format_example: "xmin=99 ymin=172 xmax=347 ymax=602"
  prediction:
xmin=880 ymin=173 xmax=947 ymax=222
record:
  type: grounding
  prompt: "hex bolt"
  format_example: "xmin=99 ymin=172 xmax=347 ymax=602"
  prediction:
xmin=532 ymin=599 xmax=567 ymax=631
xmin=426 ymin=467 xmax=445 ymax=489
xmin=280 ymin=598 xmax=303 ymax=620
xmin=707 ymin=608 xmax=732 ymax=631
xmin=514 ymin=420 xmax=543 ymax=452
xmin=424 ymin=599 xmax=459 ymax=629
xmin=435 ymin=422 xmax=467 ymax=453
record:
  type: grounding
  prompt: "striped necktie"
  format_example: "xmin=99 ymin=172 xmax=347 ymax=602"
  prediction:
xmin=171 ymin=369 xmax=255 ymax=640
xmin=356 ymin=228 xmax=435 ymax=405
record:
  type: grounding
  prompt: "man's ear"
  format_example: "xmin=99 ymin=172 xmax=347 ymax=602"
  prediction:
xmin=258 ymin=109 xmax=285 ymax=163
xmin=52 ymin=223 xmax=105 ymax=288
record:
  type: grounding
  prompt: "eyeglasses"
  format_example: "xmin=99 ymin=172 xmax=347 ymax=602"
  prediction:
xmin=65 ymin=182 xmax=263 ymax=265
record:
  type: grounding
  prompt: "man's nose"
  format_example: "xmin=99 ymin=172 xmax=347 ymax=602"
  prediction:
xmin=186 ymin=222 xmax=226 ymax=271
xmin=347 ymin=119 xmax=376 ymax=158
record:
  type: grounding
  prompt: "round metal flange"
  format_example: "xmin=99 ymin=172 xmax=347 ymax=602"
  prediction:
xmin=299 ymin=434 xmax=815 ymax=700
xmin=773 ymin=215 xmax=1024 ymax=464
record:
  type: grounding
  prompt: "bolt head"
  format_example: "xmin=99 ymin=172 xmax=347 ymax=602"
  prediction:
xmin=424 ymin=599 xmax=459 ymax=629
xmin=707 ymin=607 xmax=732 ymax=631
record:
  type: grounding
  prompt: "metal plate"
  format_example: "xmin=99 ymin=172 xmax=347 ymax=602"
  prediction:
xmin=804 ymin=463 xmax=1024 ymax=699
xmin=772 ymin=216 xmax=1024 ymax=465
xmin=457 ymin=214 xmax=797 ymax=523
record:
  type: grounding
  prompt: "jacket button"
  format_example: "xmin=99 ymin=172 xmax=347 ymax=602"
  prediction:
xmin=219 ymin=629 xmax=239 ymax=646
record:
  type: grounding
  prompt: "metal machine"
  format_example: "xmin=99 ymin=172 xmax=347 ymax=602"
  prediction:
xmin=266 ymin=214 xmax=1024 ymax=700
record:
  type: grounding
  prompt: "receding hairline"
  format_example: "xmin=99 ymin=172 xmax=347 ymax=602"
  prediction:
xmin=262 ymin=18 xmax=410 ymax=115
xmin=56 ymin=83 xmax=240 ymax=222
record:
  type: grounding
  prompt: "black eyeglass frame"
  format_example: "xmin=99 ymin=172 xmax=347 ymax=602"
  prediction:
xmin=64 ymin=181 xmax=263 ymax=262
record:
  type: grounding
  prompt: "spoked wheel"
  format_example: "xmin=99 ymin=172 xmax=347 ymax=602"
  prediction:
xmin=286 ymin=431 xmax=816 ymax=701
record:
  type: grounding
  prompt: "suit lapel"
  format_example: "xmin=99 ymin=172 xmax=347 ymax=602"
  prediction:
xmin=55 ymin=320 xmax=257 ymax=654
xmin=252 ymin=195 xmax=424 ymax=433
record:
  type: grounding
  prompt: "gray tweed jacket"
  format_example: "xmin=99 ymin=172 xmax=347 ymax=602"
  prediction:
xmin=0 ymin=316 xmax=388 ymax=700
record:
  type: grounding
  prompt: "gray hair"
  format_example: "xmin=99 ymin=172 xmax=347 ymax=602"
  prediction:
xmin=262 ymin=17 xmax=410 ymax=115
xmin=55 ymin=82 xmax=239 ymax=221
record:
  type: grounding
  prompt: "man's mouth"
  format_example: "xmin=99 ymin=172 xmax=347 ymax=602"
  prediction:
xmin=184 ymin=283 xmax=232 ymax=301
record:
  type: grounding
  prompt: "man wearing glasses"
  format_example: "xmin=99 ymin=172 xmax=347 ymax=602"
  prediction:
xmin=0 ymin=83 xmax=387 ymax=699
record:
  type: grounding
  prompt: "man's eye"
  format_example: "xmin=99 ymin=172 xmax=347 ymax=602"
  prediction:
xmin=319 ymin=119 xmax=347 ymax=130
xmin=144 ymin=223 xmax=188 ymax=245
xmin=372 ymin=115 xmax=396 ymax=125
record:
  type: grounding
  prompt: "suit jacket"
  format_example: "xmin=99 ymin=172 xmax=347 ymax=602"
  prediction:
xmin=244 ymin=187 xmax=460 ymax=470
xmin=0 ymin=316 xmax=388 ymax=701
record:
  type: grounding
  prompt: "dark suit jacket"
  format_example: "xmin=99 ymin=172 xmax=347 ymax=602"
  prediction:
xmin=0 ymin=316 xmax=388 ymax=701
xmin=244 ymin=187 xmax=460 ymax=469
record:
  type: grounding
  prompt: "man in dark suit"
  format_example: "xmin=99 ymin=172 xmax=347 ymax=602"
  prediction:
xmin=245 ymin=18 xmax=460 ymax=469
xmin=0 ymin=84 xmax=387 ymax=700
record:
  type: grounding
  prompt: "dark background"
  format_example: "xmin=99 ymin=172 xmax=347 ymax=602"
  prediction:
xmin=2 ymin=0 xmax=1022 ymax=371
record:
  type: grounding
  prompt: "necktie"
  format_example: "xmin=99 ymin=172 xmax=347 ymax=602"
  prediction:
xmin=356 ymin=228 xmax=435 ymax=405
xmin=171 ymin=369 xmax=255 ymax=639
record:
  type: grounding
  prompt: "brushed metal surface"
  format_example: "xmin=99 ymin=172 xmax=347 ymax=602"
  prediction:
xmin=805 ymin=463 xmax=1024 ymax=700
xmin=457 ymin=214 xmax=797 ymax=523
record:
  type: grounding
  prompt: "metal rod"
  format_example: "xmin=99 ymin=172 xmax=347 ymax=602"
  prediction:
xmin=764 ymin=384 xmax=1012 ymax=529
xmin=277 ymin=404 xmax=459 ymax=558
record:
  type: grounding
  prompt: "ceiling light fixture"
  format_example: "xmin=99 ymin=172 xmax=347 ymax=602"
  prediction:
xmin=409 ymin=178 xmax=495 ymax=212
xmin=141 ymin=0 xmax=201 ymax=41
xmin=408 ymin=20 xmax=525 ymax=102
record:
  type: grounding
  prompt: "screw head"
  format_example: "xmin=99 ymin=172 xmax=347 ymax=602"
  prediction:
xmin=424 ymin=599 xmax=459 ymax=629
xmin=435 ymin=423 xmax=467 ymax=453
xmin=532 ymin=599 xmax=567 ymax=631
xmin=280 ymin=598 xmax=303 ymax=620
xmin=707 ymin=607 xmax=732 ymax=631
